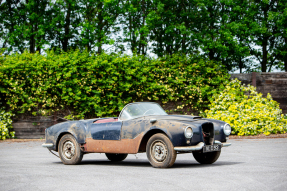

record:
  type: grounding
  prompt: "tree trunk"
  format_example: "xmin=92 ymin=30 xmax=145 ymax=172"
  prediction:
xmin=239 ymin=57 xmax=242 ymax=73
xmin=37 ymin=46 xmax=41 ymax=54
xmin=35 ymin=23 xmax=41 ymax=53
xmin=128 ymin=9 xmax=133 ymax=53
xmin=284 ymin=55 xmax=287 ymax=72
xmin=182 ymin=34 xmax=186 ymax=54
xmin=2 ymin=40 xmax=7 ymax=49
xmin=25 ymin=0 xmax=35 ymax=53
xmin=140 ymin=0 xmax=146 ymax=55
xmin=97 ymin=40 xmax=102 ymax=54
xmin=35 ymin=0 xmax=41 ymax=54
xmin=7 ymin=0 xmax=15 ymax=45
xmin=97 ymin=1 xmax=103 ymax=54
xmin=261 ymin=6 xmax=269 ymax=72
xmin=285 ymin=38 xmax=287 ymax=72
xmin=62 ymin=2 xmax=71 ymax=52
xmin=30 ymin=28 xmax=35 ymax=53
xmin=262 ymin=39 xmax=267 ymax=72
xmin=209 ymin=50 xmax=215 ymax=60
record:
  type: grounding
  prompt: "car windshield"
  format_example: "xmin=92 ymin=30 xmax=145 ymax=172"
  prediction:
xmin=119 ymin=102 xmax=167 ymax=120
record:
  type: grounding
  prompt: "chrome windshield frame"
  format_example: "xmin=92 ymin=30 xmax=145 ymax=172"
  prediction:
xmin=118 ymin=102 xmax=167 ymax=121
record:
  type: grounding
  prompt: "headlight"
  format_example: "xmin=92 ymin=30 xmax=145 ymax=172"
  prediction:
xmin=184 ymin=126 xmax=193 ymax=138
xmin=223 ymin=123 xmax=231 ymax=136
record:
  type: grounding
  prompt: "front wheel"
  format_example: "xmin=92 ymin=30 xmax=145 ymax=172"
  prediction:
xmin=105 ymin=153 xmax=128 ymax=162
xmin=146 ymin=133 xmax=177 ymax=168
xmin=58 ymin=134 xmax=83 ymax=165
xmin=192 ymin=151 xmax=221 ymax=164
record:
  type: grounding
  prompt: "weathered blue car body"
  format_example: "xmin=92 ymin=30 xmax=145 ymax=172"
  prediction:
xmin=44 ymin=115 xmax=229 ymax=154
xmin=43 ymin=102 xmax=231 ymax=167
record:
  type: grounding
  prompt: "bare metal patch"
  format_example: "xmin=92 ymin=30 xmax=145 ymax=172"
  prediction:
xmin=85 ymin=133 xmax=144 ymax=154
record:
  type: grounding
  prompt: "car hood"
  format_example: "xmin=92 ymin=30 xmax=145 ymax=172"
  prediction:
xmin=146 ymin=115 xmax=202 ymax=122
xmin=145 ymin=115 xmax=225 ymax=127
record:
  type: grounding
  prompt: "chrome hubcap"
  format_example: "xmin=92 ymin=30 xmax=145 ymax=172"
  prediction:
xmin=151 ymin=141 xmax=167 ymax=162
xmin=63 ymin=141 xmax=75 ymax=160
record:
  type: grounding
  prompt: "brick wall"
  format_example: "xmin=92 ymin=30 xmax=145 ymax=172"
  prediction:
xmin=230 ymin=72 xmax=287 ymax=114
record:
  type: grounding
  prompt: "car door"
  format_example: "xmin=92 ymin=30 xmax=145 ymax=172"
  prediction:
xmin=89 ymin=121 xmax=122 ymax=140
xmin=85 ymin=119 xmax=145 ymax=154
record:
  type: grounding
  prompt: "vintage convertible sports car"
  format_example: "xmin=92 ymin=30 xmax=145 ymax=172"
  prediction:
xmin=43 ymin=102 xmax=231 ymax=168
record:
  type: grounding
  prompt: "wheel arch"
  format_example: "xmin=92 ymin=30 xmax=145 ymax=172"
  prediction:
xmin=56 ymin=121 xmax=87 ymax=151
xmin=55 ymin=132 xmax=75 ymax=152
xmin=138 ymin=129 xmax=171 ymax=152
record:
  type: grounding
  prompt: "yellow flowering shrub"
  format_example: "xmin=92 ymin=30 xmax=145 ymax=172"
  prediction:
xmin=0 ymin=108 xmax=15 ymax=140
xmin=205 ymin=79 xmax=287 ymax=136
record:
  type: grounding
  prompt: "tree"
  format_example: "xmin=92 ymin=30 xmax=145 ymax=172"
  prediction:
xmin=47 ymin=0 xmax=81 ymax=52
xmin=227 ymin=0 xmax=252 ymax=73
xmin=22 ymin=0 xmax=52 ymax=53
xmin=244 ymin=0 xmax=281 ymax=72
xmin=274 ymin=0 xmax=287 ymax=72
xmin=0 ymin=0 xmax=286 ymax=74
xmin=0 ymin=0 xmax=26 ymax=53
xmin=78 ymin=0 xmax=123 ymax=53
xmin=146 ymin=0 xmax=198 ymax=56
xmin=119 ymin=0 xmax=151 ymax=55
xmin=194 ymin=0 xmax=246 ymax=71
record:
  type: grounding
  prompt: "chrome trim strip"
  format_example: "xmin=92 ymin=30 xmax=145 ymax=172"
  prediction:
xmin=222 ymin=142 xmax=232 ymax=147
xmin=42 ymin=143 xmax=54 ymax=148
xmin=214 ymin=140 xmax=221 ymax=144
xmin=214 ymin=140 xmax=232 ymax=147
xmin=174 ymin=142 xmax=204 ymax=151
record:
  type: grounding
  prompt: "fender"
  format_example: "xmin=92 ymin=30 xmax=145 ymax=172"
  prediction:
xmin=45 ymin=121 xmax=87 ymax=150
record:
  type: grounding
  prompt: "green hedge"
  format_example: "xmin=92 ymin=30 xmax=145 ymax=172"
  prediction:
xmin=0 ymin=50 xmax=230 ymax=119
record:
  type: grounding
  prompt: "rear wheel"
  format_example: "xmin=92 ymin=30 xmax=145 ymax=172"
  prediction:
xmin=58 ymin=134 xmax=83 ymax=165
xmin=192 ymin=151 xmax=221 ymax=164
xmin=105 ymin=153 xmax=128 ymax=162
xmin=146 ymin=133 xmax=177 ymax=168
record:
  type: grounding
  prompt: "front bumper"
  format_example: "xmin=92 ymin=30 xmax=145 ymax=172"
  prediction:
xmin=42 ymin=143 xmax=54 ymax=148
xmin=174 ymin=141 xmax=231 ymax=152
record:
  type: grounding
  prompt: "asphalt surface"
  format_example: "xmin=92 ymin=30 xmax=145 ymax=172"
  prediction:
xmin=0 ymin=138 xmax=286 ymax=191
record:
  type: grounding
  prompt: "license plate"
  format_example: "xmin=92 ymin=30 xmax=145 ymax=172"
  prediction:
xmin=203 ymin=144 xmax=221 ymax=153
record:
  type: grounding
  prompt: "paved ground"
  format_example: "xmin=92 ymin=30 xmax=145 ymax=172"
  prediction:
xmin=0 ymin=138 xmax=286 ymax=191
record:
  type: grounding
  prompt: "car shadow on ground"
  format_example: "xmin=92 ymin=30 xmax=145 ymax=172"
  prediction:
xmin=172 ymin=161 xmax=243 ymax=168
xmin=53 ymin=160 xmax=243 ymax=168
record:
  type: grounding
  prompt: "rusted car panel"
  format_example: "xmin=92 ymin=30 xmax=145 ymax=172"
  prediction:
xmin=121 ymin=119 xmax=147 ymax=139
xmin=85 ymin=133 xmax=144 ymax=154
xmin=43 ymin=102 xmax=232 ymax=168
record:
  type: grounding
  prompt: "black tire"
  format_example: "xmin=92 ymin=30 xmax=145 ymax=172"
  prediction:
xmin=192 ymin=150 xmax=221 ymax=164
xmin=58 ymin=134 xmax=83 ymax=165
xmin=146 ymin=133 xmax=177 ymax=168
xmin=105 ymin=153 xmax=128 ymax=162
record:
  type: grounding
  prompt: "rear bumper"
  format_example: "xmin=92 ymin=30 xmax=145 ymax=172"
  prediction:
xmin=174 ymin=141 xmax=231 ymax=152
